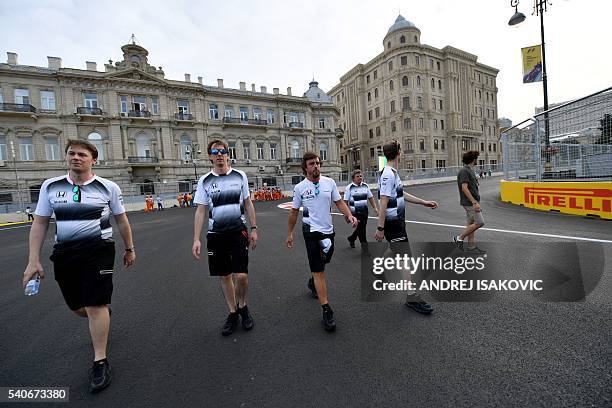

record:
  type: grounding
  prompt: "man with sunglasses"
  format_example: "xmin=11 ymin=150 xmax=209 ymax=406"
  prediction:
xmin=23 ymin=139 xmax=135 ymax=393
xmin=374 ymin=140 xmax=438 ymax=314
xmin=193 ymin=140 xmax=258 ymax=336
xmin=286 ymin=152 xmax=357 ymax=331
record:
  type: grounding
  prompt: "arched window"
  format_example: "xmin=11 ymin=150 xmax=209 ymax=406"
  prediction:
xmin=180 ymin=134 xmax=191 ymax=159
xmin=87 ymin=132 xmax=104 ymax=161
xmin=438 ymin=80 xmax=442 ymax=90
xmin=431 ymin=78 xmax=435 ymax=89
xmin=290 ymin=140 xmax=300 ymax=159
xmin=402 ymin=76 xmax=409 ymax=86
xmin=367 ymin=92 xmax=371 ymax=102
xmin=136 ymin=133 xmax=151 ymax=157
xmin=414 ymin=35 xmax=418 ymax=43
xmin=387 ymin=41 xmax=391 ymax=49
xmin=374 ymin=88 xmax=379 ymax=98
xmin=417 ymin=76 xmax=421 ymax=86
xmin=400 ymin=35 xmax=406 ymax=44
xmin=389 ymin=80 xmax=394 ymax=91
xmin=319 ymin=143 xmax=328 ymax=161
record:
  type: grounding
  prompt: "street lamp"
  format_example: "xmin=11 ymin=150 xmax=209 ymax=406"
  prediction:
xmin=509 ymin=0 xmax=552 ymax=171
xmin=9 ymin=140 xmax=24 ymax=220
xmin=184 ymin=143 xmax=201 ymax=182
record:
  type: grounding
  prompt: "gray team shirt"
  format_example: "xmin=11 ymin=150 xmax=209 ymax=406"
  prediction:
xmin=344 ymin=182 xmax=373 ymax=216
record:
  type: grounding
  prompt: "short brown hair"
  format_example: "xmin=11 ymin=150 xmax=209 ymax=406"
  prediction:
xmin=207 ymin=139 xmax=229 ymax=154
xmin=301 ymin=151 xmax=321 ymax=175
xmin=352 ymin=169 xmax=363 ymax=180
xmin=462 ymin=150 xmax=479 ymax=165
xmin=383 ymin=140 xmax=400 ymax=161
xmin=65 ymin=139 xmax=98 ymax=160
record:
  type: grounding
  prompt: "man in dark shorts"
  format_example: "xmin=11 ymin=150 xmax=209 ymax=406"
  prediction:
xmin=192 ymin=139 xmax=258 ymax=336
xmin=374 ymin=140 xmax=438 ymax=314
xmin=453 ymin=151 xmax=486 ymax=254
xmin=22 ymin=139 xmax=136 ymax=393
xmin=286 ymin=152 xmax=357 ymax=331
xmin=344 ymin=169 xmax=379 ymax=251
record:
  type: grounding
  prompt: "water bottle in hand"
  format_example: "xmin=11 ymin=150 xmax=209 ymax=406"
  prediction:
xmin=24 ymin=275 xmax=40 ymax=296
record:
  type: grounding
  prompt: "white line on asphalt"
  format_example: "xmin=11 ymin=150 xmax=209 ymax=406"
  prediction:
xmin=0 ymin=225 xmax=31 ymax=231
xmin=329 ymin=212 xmax=612 ymax=244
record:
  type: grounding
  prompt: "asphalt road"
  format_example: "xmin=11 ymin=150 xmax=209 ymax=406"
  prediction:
xmin=1 ymin=177 xmax=610 ymax=407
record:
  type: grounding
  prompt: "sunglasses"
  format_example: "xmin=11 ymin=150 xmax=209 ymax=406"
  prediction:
xmin=72 ymin=185 xmax=81 ymax=203
xmin=210 ymin=148 xmax=228 ymax=155
xmin=313 ymin=181 xmax=320 ymax=196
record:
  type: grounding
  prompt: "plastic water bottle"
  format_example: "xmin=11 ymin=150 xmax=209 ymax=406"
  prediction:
xmin=24 ymin=275 xmax=40 ymax=296
xmin=320 ymin=238 xmax=332 ymax=254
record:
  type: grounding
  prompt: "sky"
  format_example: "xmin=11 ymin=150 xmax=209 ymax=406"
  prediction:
xmin=1 ymin=0 xmax=610 ymax=124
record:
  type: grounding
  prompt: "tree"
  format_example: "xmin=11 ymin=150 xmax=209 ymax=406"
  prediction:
xmin=595 ymin=113 xmax=612 ymax=144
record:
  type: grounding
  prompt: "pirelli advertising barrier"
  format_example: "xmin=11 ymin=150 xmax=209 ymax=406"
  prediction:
xmin=499 ymin=181 xmax=612 ymax=219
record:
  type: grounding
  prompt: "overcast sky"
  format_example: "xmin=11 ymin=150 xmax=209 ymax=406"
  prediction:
xmin=1 ymin=0 xmax=610 ymax=123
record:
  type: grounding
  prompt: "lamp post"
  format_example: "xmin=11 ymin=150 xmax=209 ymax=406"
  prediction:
xmin=185 ymin=143 xmax=201 ymax=187
xmin=9 ymin=140 xmax=24 ymax=220
xmin=509 ymin=0 xmax=552 ymax=171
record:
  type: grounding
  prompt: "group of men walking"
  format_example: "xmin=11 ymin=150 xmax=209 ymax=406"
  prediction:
xmin=22 ymin=138 xmax=485 ymax=393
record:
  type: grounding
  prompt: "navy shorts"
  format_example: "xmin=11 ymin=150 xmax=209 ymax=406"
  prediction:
xmin=302 ymin=223 xmax=335 ymax=273
xmin=206 ymin=230 xmax=249 ymax=276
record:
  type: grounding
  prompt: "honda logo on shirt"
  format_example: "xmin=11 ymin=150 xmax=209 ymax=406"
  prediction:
xmin=56 ymin=191 xmax=66 ymax=198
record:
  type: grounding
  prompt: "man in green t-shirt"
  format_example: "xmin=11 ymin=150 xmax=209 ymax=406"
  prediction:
xmin=453 ymin=151 xmax=486 ymax=254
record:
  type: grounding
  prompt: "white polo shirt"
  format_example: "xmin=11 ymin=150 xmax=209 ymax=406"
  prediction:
xmin=292 ymin=176 xmax=341 ymax=234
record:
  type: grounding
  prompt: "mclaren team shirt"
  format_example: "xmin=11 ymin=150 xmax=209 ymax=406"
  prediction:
xmin=344 ymin=182 xmax=373 ymax=216
xmin=35 ymin=174 xmax=125 ymax=243
xmin=194 ymin=168 xmax=250 ymax=233
xmin=292 ymin=176 xmax=341 ymax=234
xmin=379 ymin=165 xmax=405 ymax=221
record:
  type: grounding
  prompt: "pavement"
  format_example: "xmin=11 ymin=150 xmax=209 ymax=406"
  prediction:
xmin=1 ymin=176 xmax=610 ymax=407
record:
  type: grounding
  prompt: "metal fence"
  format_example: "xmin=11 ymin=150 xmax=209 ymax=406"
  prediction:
xmin=501 ymin=86 xmax=612 ymax=181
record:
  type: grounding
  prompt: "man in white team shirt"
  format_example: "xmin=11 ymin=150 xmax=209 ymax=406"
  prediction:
xmin=374 ymin=140 xmax=438 ymax=314
xmin=192 ymin=139 xmax=258 ymax=336
xmin=22 ymin=139 xmax=135 ymax=393
xmin=286 ymin=152 xmax=357 ymax=331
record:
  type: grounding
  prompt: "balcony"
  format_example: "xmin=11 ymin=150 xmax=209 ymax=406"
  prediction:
xmin=128 ymin=110 xmax=152 ymax=118
xmin=174 ymin=113 xmax=193 ymax=121
xmin=288 ymin=122 xmax=305 ymax=131
xmin=128 ymin=156 xmax=159 ymax=164
xmin=222 ymin=117 xmax=268 ymax=128
xmin=286 ymin=158 xmax=302 ymax=164
xmin=76 ymin=107 xmax=103 ymax=115
xmin=0 ymin=103 xmax=37 ymax=118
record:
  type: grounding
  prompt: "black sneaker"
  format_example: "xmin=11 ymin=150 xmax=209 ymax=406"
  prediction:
xmin=348 ymin=237 xmax=356 ymax=248
xmin=322 ymin=307 xmax=336 ymax=331
xmin=89 ymin=359 xmax=112 ymax=393
xmin=307 ymin=278 xmax=318 ymax=299
xmin=465 ymin=246 xmax=487 ymax=254
xmin=237 ymin=305 xmax=254 ymax=331
xmin=453 ymin=235 xmax=464 ymax=251
xmin=405 ymin=293 xmax=434 ymax=315
xmin=221 ymin=312 xmax=239 ymax=336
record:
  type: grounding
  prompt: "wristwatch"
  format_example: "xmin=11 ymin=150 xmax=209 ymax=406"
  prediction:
xmin=250 ymin=226 xmax=257 ymax=231
xmin=125 ymin=246 xmax=135 ymax=252
xmin=377 ymin=226 xmax=385 ymax=231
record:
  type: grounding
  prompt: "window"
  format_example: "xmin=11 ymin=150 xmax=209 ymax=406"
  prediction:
xmin=492 ymin=109 xmax=495 ymax=118
xmin=402 ymin=97 xmax=411 ymax=110
xmin=493 ymin=144 xmax=497 ymax=152
xmin=40 ymin=90 xmax=55 ymax=110
xmin=417 ymin=97 xmax=423 ymax=109
xmin=387 ymin=41 xmax=391 ymax=49
xmin=415 ymin=56 xmax=420 ymax=67
xmin=369 ymin=129 xmax=374 ymax=138
xmin=257 ymin=143 xmax=264 ymax=160
xmin=419 ymin=118 xmax=424 ymax=129
xmin=366 ymin=75 xmax=370 ymax=84
xmin=481 ymin=142 xmax=485 ymax=151
xmin=120 ymin=96 xmax=127 ymax=113
xmin=441 ymin=119 xmax=445 ymax=130
xmin=209 ymin=103 xmax=219 ymax=119
xmin=290 ymin=140 xmax=300 ymax=159
xmin=84 ymin=92 xmax=98 ymax=108
xmin=433 ymin=119 xmax=438 ymax=129
xmin=391 ymin=121 xmax=396 ymax=132
xmin=270 ymin=143 xmax=277 ymax=160
xmin=228 ymin=142 xmax=236 ymax=159
xmin=406 ymin=139 xmax=413 ymax=151
xmin=243 ymin=143 xmax=251 ymax=159
xmin=462 ymin=140 xmax=469 ymax=150
xmin=180 ymin=135 xmax=191 ymax=159
xmin=388 ymin=61 xmax=393 ymax=71
xmin=431 ymin=78 xmax=435 ymax=89
xmin=389 ymin=80 xmax=394 ymax=91
xmin=289 ymin=111 xmax=298 ymax=123
xmin=370 ymin=147 xmax=375 ymax=157
xmin=374 ymin=88 xmax=378 ymax=98
xmin=414 ymin=35 xmax=418 ymax=43
xmin=132 ymin=96 xmax=147 ymax=111
xmin=14 ymin=89 xmax=30 ymax=105
xmin=430 ymin=59 xmax=434 ymax=69
xmin=439 ymin=100 xmax=443 ymax=110
xmin=240 ymin=107 xmax=248 ymax=121
xmin=151 ymin=96 xmax=159 ymax=115
xmin=436 ymin=160 xmax=446 ymax=169
xmin=0 ymin=136 xmax=7 ymax=160
xmin=318 ymin=117 xmax=326 ymax=129
xmin=487 ymin=109 xmax=490 ymax=118
xmin=85 ymin=132 xmax=104 ymax=160
xmin=44 ymin=137 xmax=59 ymax=160
xmin=478 ymin=90 xmax=482 ymax=99
xmin=488 ymin=126 xmax=492 ymax=136
xmin=400 ymin=35 xmax=406 ymax=44
xmin=368 ymin=110 xmax=373 ymax=121
xmin=438 ymin=80 xmax=442 ymax=90
xmin=224 ymin=105 xmax=234 ymax=118
xmin=401 ymin=56 xmax=407 ymax=65
xmin=367 ymin=92 xmax=371 ymax=102
xmin=19 ymin=137 xmax=34 ymax=161
xmin=390 ymin=101 xmax=395 ymax=113
xmin=0 ymin=89 xmax=3 ymax=104
xmin=267 ymin=109 xmax=275 ymax=124
xmin=376 ymin=126 xmax=381 ymax=137
xmin=432 ymin=98 xmax=436 ymax=110
xmin=319 ymin=143 xmax=328 ymax=161
xmin=441 ymin=139 xmax=445 ymax=149
xmin=375 ymin=107 xmax=380 ymax=118
xmin=373 ymin=70 xmax=378 ymax=80
xmin=416 ymin=76 xmax=421 ymax=87
xmin=434 ymin=139 xmax=439 ymax=150
xmin=437 ymin=61 xmax=441 ymax=71
xmin=177 ymin=99 xmax=189 ymax=114
xmin=402 ymin=76 xmax=409 ymax=86
xmin=403 ymin=118 xmax=412 ymax=129
xmin=419 ymin=139 xmax=425 ymax=151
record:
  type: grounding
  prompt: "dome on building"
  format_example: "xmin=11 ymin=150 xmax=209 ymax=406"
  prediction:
xmin=303 ymin=79 xmax=332 ymax=103
xmin=387 ymin=14 xmax=418 ymax=35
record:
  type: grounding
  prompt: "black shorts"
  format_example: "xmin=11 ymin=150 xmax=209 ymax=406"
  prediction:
xmin=50 ymin=239 xmax=115 ymax=311
xmin=302 ymin=223 xmax=335 ymax=273
xmin=207 ymin=230 xmax=249 ymax=276
xmin=384 ymin=219 xmax=409 ymax=243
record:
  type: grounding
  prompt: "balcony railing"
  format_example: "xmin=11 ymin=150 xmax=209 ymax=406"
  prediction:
xmin=222 ymin=117 xmax=267 ymax=126
xmin=76 ymin=107 xmax=102 ymax=115
xmin=128 ymin=156 xmax=158 ymax=164
xmin=174 ymin=113 xmax=193 ymax=121
xmin=0 ymin=103 xmax=36 ymax=113
xmin=128 ymin=110 xmax=151 ymax=118
xmin=286 ymin=158 xmax=302 ymax=164
xmin=289 ymin=122 xmax=304 ymax=129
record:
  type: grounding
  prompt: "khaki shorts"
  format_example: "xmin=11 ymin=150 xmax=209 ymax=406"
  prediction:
xmin=463 ymin=205 xmax=485 ymax=225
